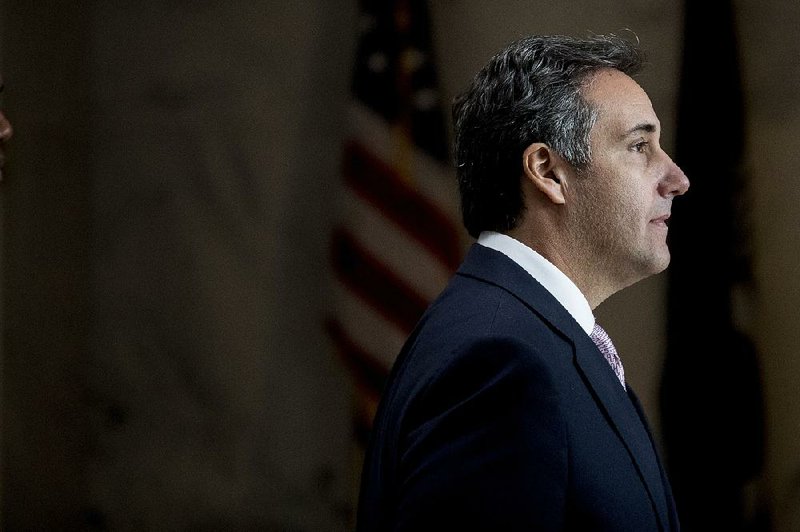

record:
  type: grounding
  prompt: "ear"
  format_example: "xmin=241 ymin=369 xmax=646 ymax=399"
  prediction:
xmin=522 ymin=143 xmax=567 ymax=205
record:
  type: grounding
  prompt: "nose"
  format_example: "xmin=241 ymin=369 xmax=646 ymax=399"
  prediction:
xmin=0 ymin=110 xmax=12 ymax=143
xmin=0 ymin=112 xmax=12 ymax=143
xmin=659 ymin=153 xmax=689 ymax=198
xmin=0 ymin=111 xmax=14 ymax=142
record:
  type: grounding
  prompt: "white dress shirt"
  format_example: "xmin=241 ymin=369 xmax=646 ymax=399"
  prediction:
xmin=477 ymin=231 xmax=595 ymax=335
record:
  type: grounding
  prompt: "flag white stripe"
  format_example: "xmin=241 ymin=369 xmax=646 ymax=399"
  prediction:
xmin=349 ymin=104 xmax=463 ymax=232
xmin=340 ymin=189 xmax=452 ymax=302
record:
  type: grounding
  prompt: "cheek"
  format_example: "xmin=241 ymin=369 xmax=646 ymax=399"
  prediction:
xmin=574 ymin=166 xmax=643 ymax=233
xmin=606 ymin=185 xmax=647 ymax=239
xmin=612 ymin=172 xmax=651 ymax=217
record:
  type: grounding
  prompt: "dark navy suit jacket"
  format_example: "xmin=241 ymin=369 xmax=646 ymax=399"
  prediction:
xmin=357 ymin=244 xmax=679 ymax=531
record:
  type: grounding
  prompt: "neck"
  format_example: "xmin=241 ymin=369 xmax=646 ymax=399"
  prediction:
xmin=506 ymin=226 xmax=617 ymax=310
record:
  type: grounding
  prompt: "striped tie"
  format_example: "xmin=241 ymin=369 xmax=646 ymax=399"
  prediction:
xmin=590 ymin=322 xmax=626 ymax=389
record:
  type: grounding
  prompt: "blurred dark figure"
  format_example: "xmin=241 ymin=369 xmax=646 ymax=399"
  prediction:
xmin=0 ymin=78 xmax=13 ymax=180
xmin=662 ymin=1 xmax=767 ymax=531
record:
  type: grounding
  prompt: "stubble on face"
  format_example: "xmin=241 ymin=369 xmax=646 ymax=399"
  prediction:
xmin=569 ymin=162 xmax=670 ymax=285
xmin=565 ymin=69 xmax=673 ymax=294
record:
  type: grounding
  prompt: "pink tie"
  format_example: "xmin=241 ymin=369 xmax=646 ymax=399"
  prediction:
xmin=590 ymin=322 xmax=626 ymax=389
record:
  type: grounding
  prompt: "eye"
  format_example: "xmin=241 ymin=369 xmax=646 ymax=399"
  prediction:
xmin=631 ymin=140 xmax=649 ymax=153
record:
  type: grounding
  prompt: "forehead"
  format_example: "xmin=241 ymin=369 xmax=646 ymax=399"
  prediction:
xmin=583 ymin=69 xmax=659 ymax=136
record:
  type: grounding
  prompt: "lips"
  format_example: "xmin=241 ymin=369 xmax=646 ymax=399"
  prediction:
xmin=650 ymin=214 xmax=670 ymax=227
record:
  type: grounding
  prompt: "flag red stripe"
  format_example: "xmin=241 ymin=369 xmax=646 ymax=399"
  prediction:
xmin=331 ymin=228 xmax=429 ymax=334
xmin=343 ymin=141 xmax=461 ymax=271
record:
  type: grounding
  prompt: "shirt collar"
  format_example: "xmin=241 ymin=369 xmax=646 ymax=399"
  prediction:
xmin=477 ymin=231 xmax=595 ymax=335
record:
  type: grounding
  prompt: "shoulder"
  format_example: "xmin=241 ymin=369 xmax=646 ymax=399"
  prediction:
xmin=408 ymin=335 xmax=563 ymax=426
xmin=377 ymin=270 xmax=577 ymax=448
xmin=377 ymin=323 xmax=567 ymax=455
xmin=399 ymin=275 xmax=573 ymax=391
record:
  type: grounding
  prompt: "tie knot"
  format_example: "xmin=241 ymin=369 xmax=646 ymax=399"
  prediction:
xmin=590 ymin=322 xmax=626 ymax=389
xmin=591 ymin=323 xmax=615 ymax=355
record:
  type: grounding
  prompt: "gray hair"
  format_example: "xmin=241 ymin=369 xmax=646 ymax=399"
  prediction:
xmin=453 ymin=34 xmax=645 ymax=238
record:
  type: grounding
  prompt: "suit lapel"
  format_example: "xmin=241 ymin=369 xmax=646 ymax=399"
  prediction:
xmin=458 ymin=244 xmax=670 ymax=531
xmin=572 ymin=334 xmax=670 ymax=531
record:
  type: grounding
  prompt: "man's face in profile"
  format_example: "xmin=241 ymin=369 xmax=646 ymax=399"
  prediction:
xmin=0 ymin=79 xmax=13 ymax=180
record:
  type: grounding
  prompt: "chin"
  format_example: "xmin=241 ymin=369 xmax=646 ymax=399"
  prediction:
xmin=643 ymin=240 xmax=671 ymax=272
xmin=650 ymin=253 xmax=671 ymax=275
xmin=634 ymin=250 xmax=670 ymax=279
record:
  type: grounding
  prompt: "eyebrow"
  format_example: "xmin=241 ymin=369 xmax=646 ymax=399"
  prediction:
xmin=624 ymin=123 xmax=657 ymax=137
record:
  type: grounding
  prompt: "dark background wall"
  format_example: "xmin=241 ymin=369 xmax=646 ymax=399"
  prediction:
xmin=2 ymin=3 xmax=92 ymax=529
xmin=1 ymin=1 xmax=798 ymax=530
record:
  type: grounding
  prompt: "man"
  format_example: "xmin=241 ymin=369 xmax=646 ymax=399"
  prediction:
xmin=357 ymin=34 xmax=689 ymax=531
xmin=0 ymin=80 xmax=13 ymax=180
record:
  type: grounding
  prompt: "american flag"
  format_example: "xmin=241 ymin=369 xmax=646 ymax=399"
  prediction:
xmin=328 ymin=0 xmax=463 ymax=443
